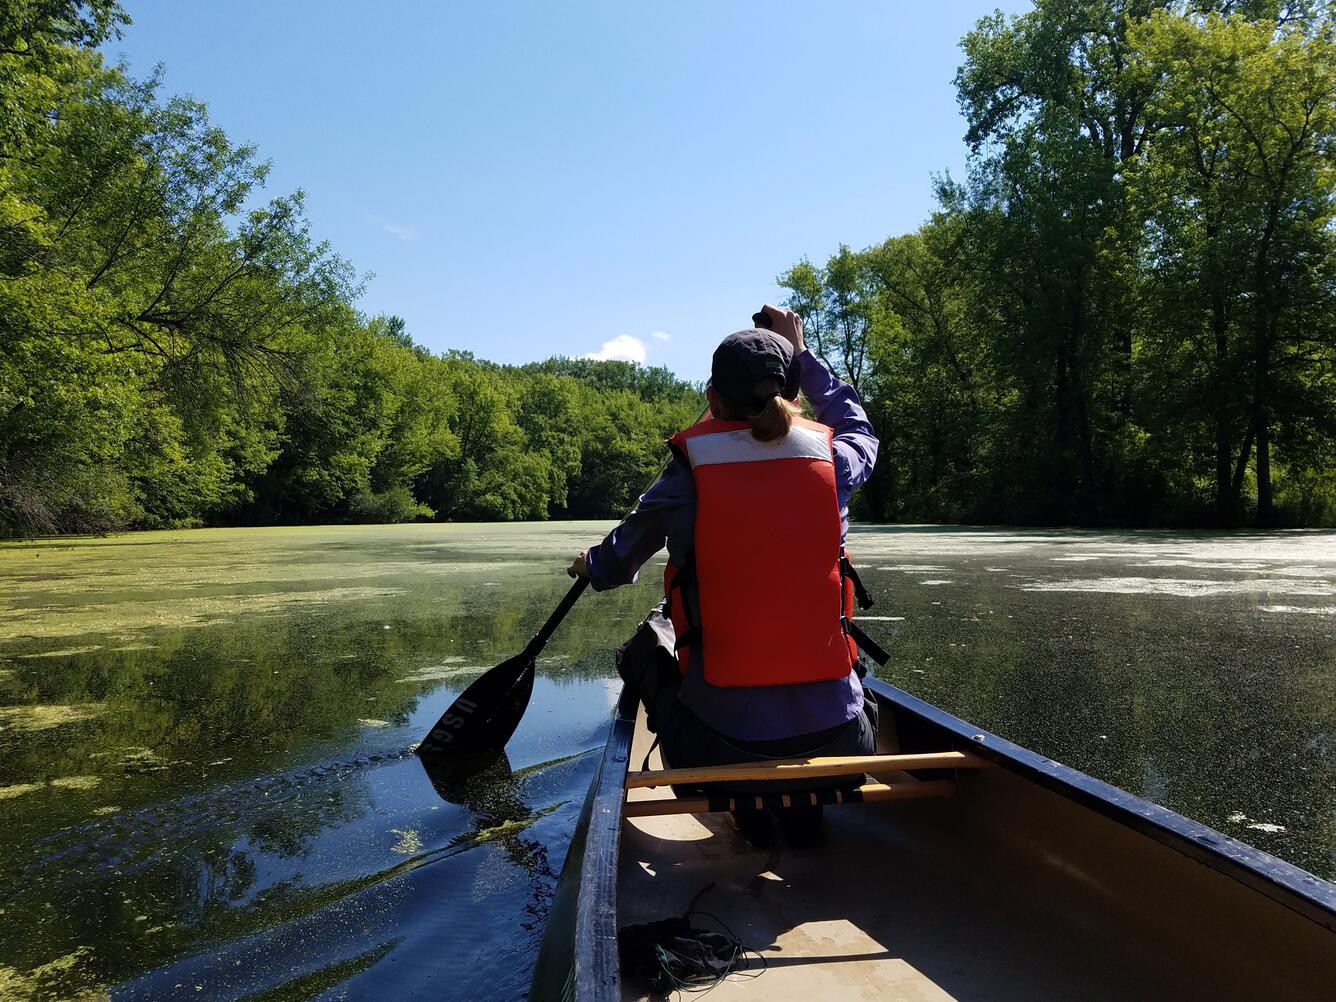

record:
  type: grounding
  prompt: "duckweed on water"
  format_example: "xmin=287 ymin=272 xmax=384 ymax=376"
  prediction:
xmin=1021 ymin=576 xmax=1336 ymax=597
xmin=389 ymin=828 xmax=423 ymax=855
xmin=89 ymin=747 xmax=178 ymax=773
xmin=0 ymin=523 xmax=649 ymax=1001
xmin=0 ymin=782 xmax=42 ymax=800
xmin=0 ymin=703 xmax=106 ymax=732
xmin=0 ymin=775 xmax=101 ymax=800
xmin=3 ymin=524 xmax=1336 ymax=1000
xmin=470 ymin=806 xmax=561 ymax=846
xmin=15 ymin=646 xmax=103 ymax=659
xmin=49 ymin=776 xmax=101 ymax=791
xmin=393 ymin=663 xmax=488 ymax=683
xmin=0 ymin=947 xmax=106 ymax=1002
xmin=0 ymin=585 xmax=410 ymax=640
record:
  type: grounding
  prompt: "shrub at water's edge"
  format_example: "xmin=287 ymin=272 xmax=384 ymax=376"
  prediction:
xmin=345 ymin=488 xmax=435 ymax=525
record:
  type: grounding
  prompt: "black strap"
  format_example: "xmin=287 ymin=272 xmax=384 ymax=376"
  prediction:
xmin=674 ymin=626 xmax=701 ymax=653
xmin=667 ymin=553 xmax=701 ymax=655
xmin=666 ymin=554 xmax=696 ymax=593
xmin=841 ymin=553 xmax=875 ymax=611
xmin=640 ymin=734 xmax=662 ymax=778
xmin=838 ymin=551 xmax=876 ymax=677
xmin=848 ymin=621 xmax=889 ymax=667
xmin=841 ymin=616 xmax=868 ymax=678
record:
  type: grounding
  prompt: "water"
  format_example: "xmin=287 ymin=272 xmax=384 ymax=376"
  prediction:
xmin=2 ymin=525 xmax=1334 ymax=999
xmin=847 ymin=526 xmax=1336 ymax=878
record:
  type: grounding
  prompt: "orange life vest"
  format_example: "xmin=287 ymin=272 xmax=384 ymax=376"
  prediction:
xmin=663 ymin=415 xmax=857 ymax=688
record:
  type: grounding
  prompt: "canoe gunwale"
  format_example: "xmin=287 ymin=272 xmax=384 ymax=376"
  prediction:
xmin=568 ymin=682 xmax=639 ymax=1001
xmin=864 ymin=676 xmax=1336 ymax=935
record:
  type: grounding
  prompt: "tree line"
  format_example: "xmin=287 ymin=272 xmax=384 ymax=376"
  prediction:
xmin=5 ymin=2 xmax=1334 ymax=535
xmin=786 ymin=0 xmax=1336 ymax=527
xmin=0 ymin=3 xmax=702 ymax=536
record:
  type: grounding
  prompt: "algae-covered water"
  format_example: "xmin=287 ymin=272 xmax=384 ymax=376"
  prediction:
xmin=2 ymin=524 xmax=1335 ymax=1000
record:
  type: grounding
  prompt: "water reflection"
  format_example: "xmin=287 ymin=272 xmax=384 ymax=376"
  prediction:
xmin=0 ymin=525 xmax=655 ymax=1000
xmin=421 ymin=752 xmax=558 ymax=876
xmin=2 ymin=525 xmax=1335 ymax=998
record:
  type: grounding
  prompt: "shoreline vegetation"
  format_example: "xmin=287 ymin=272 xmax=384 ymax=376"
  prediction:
xmin=4 ymin=2 xmax=1335 ymax=539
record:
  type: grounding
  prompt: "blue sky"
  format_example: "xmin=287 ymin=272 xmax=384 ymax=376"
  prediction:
xmin=108 ymin=1 xmax=1024 ymax=380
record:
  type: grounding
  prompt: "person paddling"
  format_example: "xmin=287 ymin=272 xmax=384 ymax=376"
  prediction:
xmin=567 ymin=304 xmax=880 ymax=844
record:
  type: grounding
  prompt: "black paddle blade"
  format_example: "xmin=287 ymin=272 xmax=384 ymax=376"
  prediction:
xmin=419 ymin=750 xmax=515 ymax=802
xmin=415 ymin=566 xmax=590 ymax=776
xmin=417 ymin=651 xmax=536 ymax=766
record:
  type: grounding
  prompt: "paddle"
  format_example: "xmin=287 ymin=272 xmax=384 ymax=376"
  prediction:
xmin=418 ymin=401 xmax=712 ymax=773
xmin=417 ymin=576 xmax=589 ymax=766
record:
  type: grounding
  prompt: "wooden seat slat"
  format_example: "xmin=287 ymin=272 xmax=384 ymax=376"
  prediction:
xmin=624 ymin=750 xmax=990 ymax=790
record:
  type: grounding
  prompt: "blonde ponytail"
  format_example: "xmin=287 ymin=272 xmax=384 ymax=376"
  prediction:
xmin=749 ymin=393 xmax=794 ymax=442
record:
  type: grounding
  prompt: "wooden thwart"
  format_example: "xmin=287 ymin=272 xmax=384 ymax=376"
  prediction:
xmin=623 ymin=779 xmax=957 ymax=818
xmin=624 ymin=750 xmax=991 ymax=790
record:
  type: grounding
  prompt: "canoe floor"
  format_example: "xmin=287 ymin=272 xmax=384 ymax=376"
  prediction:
xmin=619 ymin=706 xmax=1336 ymax=1002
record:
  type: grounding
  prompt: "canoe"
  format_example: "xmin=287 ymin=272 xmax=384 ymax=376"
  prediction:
xmin=529 ymin=677 xmax=1336 ymax=1001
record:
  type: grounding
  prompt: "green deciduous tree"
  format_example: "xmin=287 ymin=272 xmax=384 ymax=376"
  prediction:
xmin=786 ymin=0 xmax=1336 ymax=529
xmin=778 ymin=246 xmax=875 ymax=394
xmin=1129 ymin=8 xmax=1336 ymax=524
xmin=2 ymin=7 xmax=695 ymax=536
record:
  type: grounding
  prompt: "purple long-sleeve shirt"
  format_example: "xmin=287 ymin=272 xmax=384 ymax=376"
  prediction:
xmin=586 ymin=349 xmax=879 ymax=741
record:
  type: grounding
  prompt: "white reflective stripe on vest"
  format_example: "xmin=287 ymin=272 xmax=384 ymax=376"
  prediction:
xmin=682 ymin=424 xmax=832 ymax=468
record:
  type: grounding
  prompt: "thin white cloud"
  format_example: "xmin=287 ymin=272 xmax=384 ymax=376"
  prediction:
xmin=584 ymin=334 xmax=648 ymax=363
xmin=367 ymin=213 xmax=416 ymax=242
xmin=651 ymin=330 xmax=671 ymax=342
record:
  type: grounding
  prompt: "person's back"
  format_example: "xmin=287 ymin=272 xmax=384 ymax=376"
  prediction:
xmin=566 ymin=305 xmax=880 ymax=843
xmin=665 ymin=409 xmax=856 ymax=689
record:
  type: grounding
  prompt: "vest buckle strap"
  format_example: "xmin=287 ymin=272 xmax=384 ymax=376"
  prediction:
xmin=840 ymin=553 xmax=876 ymax=611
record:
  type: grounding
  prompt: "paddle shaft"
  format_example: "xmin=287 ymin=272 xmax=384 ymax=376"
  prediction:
xmin=524 ymin=576 xmax=590 ymax=659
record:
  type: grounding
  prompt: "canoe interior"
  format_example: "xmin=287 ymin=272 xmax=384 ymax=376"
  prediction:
xmin=533 ymin=679 xmax=1336 ymax=1001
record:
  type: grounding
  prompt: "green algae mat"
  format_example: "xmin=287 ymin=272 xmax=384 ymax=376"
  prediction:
xmin=3 ymin=524 xmax=1336 ymax=999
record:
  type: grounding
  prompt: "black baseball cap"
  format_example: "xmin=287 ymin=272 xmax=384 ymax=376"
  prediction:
xmin=710 ymin=329 xmax=801 ymax=408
